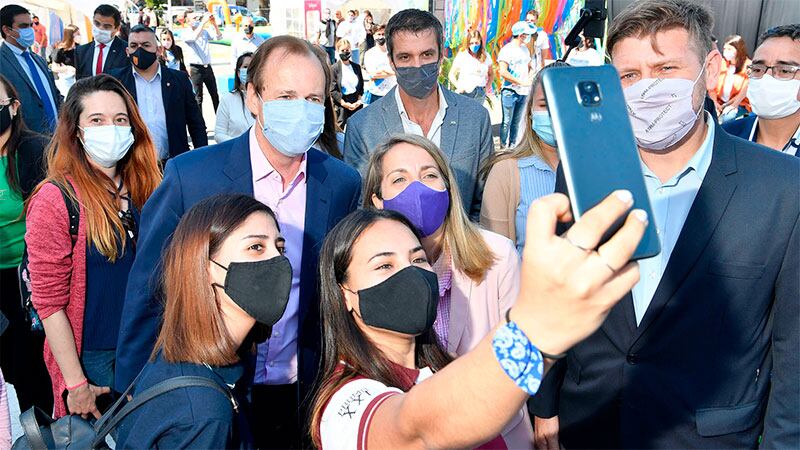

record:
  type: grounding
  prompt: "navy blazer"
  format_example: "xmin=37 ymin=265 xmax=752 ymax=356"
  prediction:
xmin=109 ymin=65 xmax=208 ymax=158
xmin=115 ymin=132 xmax=362 ymax=401
xmin=0 ymin=42 xmax=62 ymax=135
xmin=532 ymin=126 xmax=799 ymax=448
xmin=343 ymin=86 xmax=493 ymax=221
xmin=75 ymin=38 xmax=130 ymax=80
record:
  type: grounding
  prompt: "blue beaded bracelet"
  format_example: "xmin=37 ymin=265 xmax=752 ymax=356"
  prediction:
xmin=492 ymin=315 xmax=544 ymax=396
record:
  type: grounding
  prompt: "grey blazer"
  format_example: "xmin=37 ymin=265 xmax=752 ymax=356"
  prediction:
xmin=343 ymin=85 xmax=493 ymax=220
xmin=0 ymin=42 xmax=62 ymax=135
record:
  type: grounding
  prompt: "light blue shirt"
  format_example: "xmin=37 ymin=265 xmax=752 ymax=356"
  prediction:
xmin=515 ymin=154 xmax=556 ymax=253
xmin=631 ymin=114 xmax=714 ymax=324
xmin=132 ymin=66 xmax=169 ymax=159
xmin=8 ymin=43 xmax=57 ymax=116
xmin=184 ymin=29 xmax=213 ymax=65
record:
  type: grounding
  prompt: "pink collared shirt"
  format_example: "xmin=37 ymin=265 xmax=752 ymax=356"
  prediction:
xmin=249 ymin=127 xmax=307 ymax=385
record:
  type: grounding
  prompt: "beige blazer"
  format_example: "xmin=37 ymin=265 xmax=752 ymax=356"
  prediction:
xmin=446 ymin=228 xmax=533 ymax=449
xmin=479 ymin=158 xmax=521 ymax=243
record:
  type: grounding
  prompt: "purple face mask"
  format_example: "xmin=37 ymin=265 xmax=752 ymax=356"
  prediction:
xmin=382 ymin=181 xmax=450 ymax=237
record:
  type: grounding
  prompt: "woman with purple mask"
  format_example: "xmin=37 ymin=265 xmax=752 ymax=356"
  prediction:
xmin=362 ymin=133 xmax=533 ymax=448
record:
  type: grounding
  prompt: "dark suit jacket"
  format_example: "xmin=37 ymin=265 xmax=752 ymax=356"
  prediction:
xmin=109 ymin=65 xmax=208 ymax=158
xmin=531 ymin=126 xmax=799 ymax=448
xmin=114 ymin=132 xmax=362 ymax=402
xmin=75 ymin=38 xmax=130 ymax=80
xmin=0 ymin=42 xmax=63 ymax=135
xmin=16 ymin=131 xmax=49 ymax=199
xmin=343 ymin=86 xmax=493 ymax=221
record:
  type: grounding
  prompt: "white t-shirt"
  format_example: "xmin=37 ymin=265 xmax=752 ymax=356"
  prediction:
xmin=451 ymin=50 xmax=492 ymax=93
xmin=498 ymin=41 xmax=532 ymax=95
xmin=341 ymin=63 xmax=359 ymax=96
xmin=565 ymin=47 xmax=604 ymax=67
xmin=320 ymin=369 xmax=433 ymax=450
xmin=362 ymin=46 xmax=396 ymax=97
xmin=531 ymin=31 xmax=550 ymax=72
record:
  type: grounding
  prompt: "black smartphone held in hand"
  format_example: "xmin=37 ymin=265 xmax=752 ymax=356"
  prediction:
xmin=541 ymin=65 xmax=661 ymax=260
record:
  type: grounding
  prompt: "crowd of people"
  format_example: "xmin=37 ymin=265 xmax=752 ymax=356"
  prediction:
xmin=0 ymin=0 xmax=798 ymax=449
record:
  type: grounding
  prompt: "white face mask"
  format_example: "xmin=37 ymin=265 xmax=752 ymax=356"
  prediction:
xmin=80 ymin=125 xmax=134 ymax=168
xmin=92 ymin=26 xmax=114 ymax=45
xmin=623 ymin=67 xmax=705 ymax=151
xmin=748 ymin=74 xmax=800 ymax=119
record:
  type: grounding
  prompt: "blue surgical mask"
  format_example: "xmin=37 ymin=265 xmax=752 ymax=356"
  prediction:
xmin=469 ymin=44 xmax=480 ymax=54
xmin=531 ymin=111 xmax=557 ymax=147
xmin=16 ymin=27 xmax=35 ymax=49
xmin=238 ymin=68 xmax=248 ymax=84
xmin=258 ymin=96 xmax=325 ymax=157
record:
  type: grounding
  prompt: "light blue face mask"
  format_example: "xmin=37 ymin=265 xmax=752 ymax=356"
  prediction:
xmin=469 ymin=44 xmax=480 ymax=54
xmin=238 ymin=68 xmax=248 ymax=84
xmin=16 ymin=27 xmax=35 ymax=49
xmin=258 ymin=96 xmax=325 ymax=157
xmin=531 ymin=111 xmax=557 ymax=147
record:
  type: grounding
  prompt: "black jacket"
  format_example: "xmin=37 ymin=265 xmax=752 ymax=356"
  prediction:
xmin=531 ymin=126 xmax=799 ymax=448
xmin=15 ymin=130 xmax=49 ymax=199
xmin=75 ymin=37 xmax=131 ymax=80
xmin=109 ymin=65 xmax=208 ymax=158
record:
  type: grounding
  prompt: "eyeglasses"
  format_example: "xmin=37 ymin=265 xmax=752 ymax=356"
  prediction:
xmin=747 ymin=63 xmax=800 ymax=80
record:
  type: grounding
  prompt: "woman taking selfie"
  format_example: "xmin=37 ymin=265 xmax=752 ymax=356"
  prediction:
xmin=361 ymin=133 xmax=527 ymax=445
xmin=480 ymin=62 xmax=567 ymax=253
xmin=115 ymin=194 xmax=292 ymax=448
xmin=311 ymin=189 xmax=647 ymax=449
xmin=24 ymin=75 xmax=162 ymax=419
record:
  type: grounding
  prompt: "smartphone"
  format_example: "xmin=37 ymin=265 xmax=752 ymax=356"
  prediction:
xmin=541 ymin=65 xmax=661 ymax=260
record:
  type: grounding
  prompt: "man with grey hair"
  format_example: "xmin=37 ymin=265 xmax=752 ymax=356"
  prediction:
xmin=530 ymin=1 xmax=799 ymax=448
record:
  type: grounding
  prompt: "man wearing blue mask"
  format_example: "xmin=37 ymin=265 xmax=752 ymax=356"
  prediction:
xmin=0 ymin=4 xmax=62 ymax=135
xmin=344 ymin=8 xmax=493 ymax=221
xmin=115 ymin=35 xmax=361 ymax=450
xmin=531 ymin=1 xmax=799 ymax=449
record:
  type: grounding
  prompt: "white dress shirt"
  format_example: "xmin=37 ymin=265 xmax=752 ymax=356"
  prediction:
xmin=214 ymin=91 xmax=255 ymax=143
xmin=92 ymin=38 xmax=114 ymax=75
xmin=132 ymin=66 xmax=169 ymax=159
xmin=184 ymin=28 xmax=215 ymax=66
xmin=395 ymin=86 xmax=448 ymax=147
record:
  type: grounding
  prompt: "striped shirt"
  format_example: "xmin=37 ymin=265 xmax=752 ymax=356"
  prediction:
xmin=514 ymin=155 xmax=556 ymax=253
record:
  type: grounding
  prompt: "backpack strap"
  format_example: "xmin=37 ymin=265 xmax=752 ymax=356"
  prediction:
xmin=51 ymin=181 xmax=79 ymax=237
xmin=18 ymin=407 xmax=56 ymax=449
xmin=91 ymin=376 xmax=235 ymax=448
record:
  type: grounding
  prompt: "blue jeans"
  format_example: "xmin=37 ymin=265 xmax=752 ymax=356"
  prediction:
xmin=501 ymin=89 xmax=528 ymax=147
xmin=323 ymin=46 xmax=336 ymax=64
xmin=351 ymin=48 xmax=360 ymax=65
xmin=462 ymin=86 xmax=486 ymax=104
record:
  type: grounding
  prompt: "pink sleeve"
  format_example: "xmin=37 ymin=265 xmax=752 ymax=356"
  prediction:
xmin=0 ymin=369 xmax=10 ymax=449
xmin=496 ymin=235 xmax=521 ymax=316
xmin=25 ymin=184 xmax=74 ymax=319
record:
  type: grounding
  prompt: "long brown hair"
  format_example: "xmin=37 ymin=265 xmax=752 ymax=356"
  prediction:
xmin=0 ymin=74 xmax=32 ymax=196
xmin=153 ymin=194 xmax=279 ymax=365
xmin=310 ymin=209 xmax=453 ymax=447
xmin=57 ymin=24 xmax=79 ymax=50
xmin=480 ymin=61 xmax=570 ymax=179
xmin=363 ymin=134 xmax=495 ymax=282
xmin=464 ymin=29 xmax=486 ymax=62
xmin=26 ymin=75 xmax=161 ymax=261
xmin=724 ymin=35 xmax=749 ymax=73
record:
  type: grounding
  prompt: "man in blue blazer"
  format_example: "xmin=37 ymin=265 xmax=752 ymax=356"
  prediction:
xmin=0 ymin=5 xmax=62 ymax=135
xmin=723 ymin=25 xmax=800 ymax=157
xmin=115 ymin=36 xmax=361 ymax=449
xmin=344 ymin=9 xmax=493 ymax=221
xmin=109 ymin=25 xmax=207 ymax=160
xmin=530 ymin=2 xmax=799 ymax=449
xmin=75 ymin=4 xmax=130 ymax=81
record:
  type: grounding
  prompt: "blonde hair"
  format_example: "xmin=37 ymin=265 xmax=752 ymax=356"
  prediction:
xmin=336 ymin=38 xmax=351 ymax=51
xmin=363 ymin=134 xmax=495 ymax=282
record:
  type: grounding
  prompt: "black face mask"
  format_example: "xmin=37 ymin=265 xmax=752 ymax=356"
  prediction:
xmin=0 ymin=104 xmax=13 ymax=135
xmin=351 ymin=266 xmax=439 ymax=335
xmin=244 ymin=25 xmax=254 ymax=35
xmin=339 ymin=51 xmax=351 ymax=61
xmin=375 ymin=37 xmax=386 ymax=46
xmin=212 ymin=255 xmax=292 ymax=326
xmin=130 ymin=47 xmax=158 ymax=70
